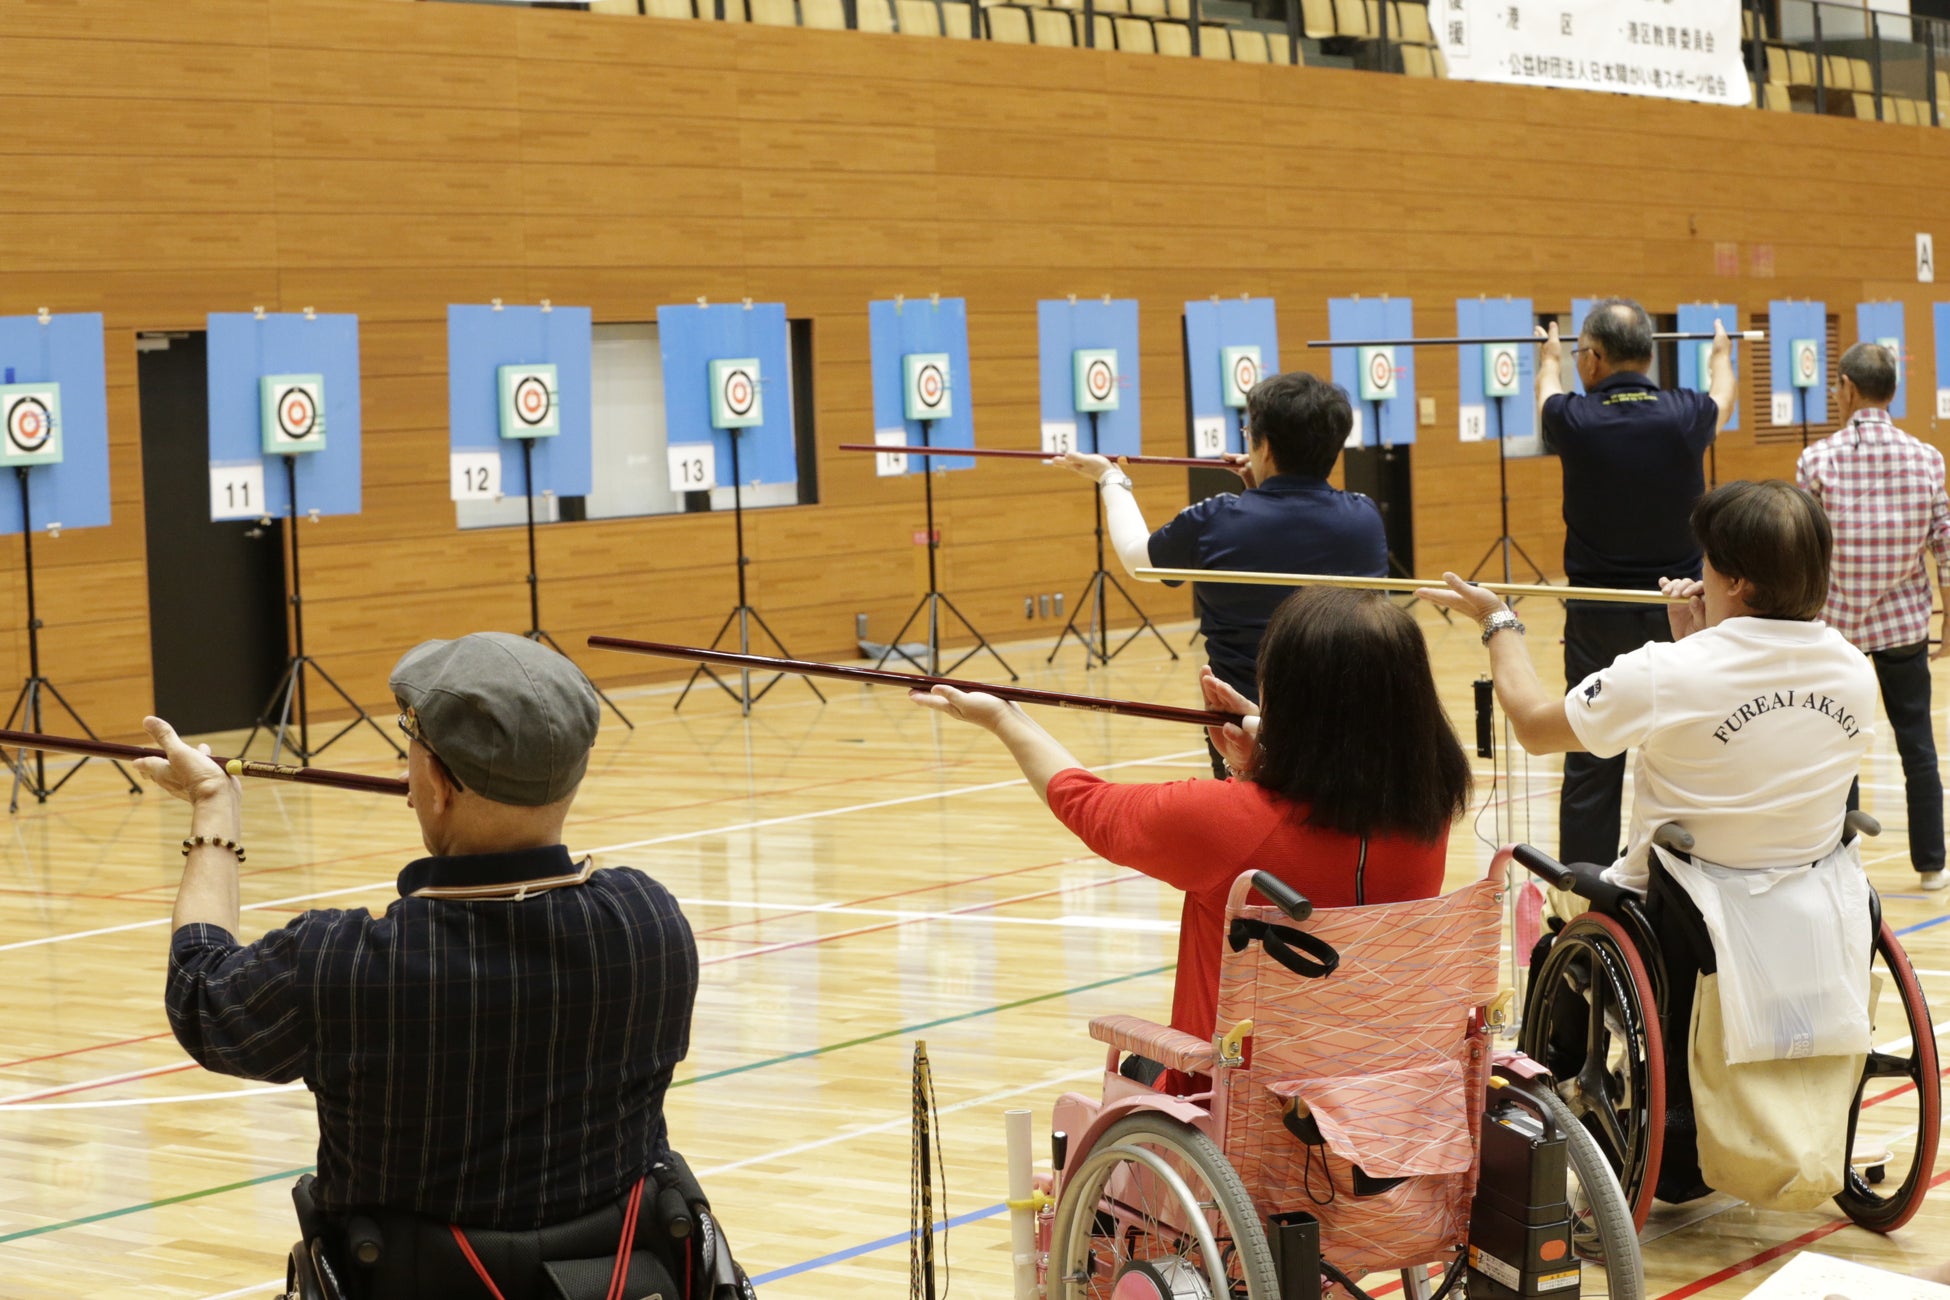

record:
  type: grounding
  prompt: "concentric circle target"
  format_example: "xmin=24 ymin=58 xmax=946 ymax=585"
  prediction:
xmin=5 ymin=396 xmax=52 ymax=454
xmin=1796 ymin=343 xmax=1818 ymax=384
xmin=275 ymin=387 xmax=318 ymax=440
xmin=1367 ymin=350 xmax=1394 ymax=393
xmin=1084 ymin=358 xmax=1115 ymax=404
xmin=723 ymin=368 xmax=756 ymax=418
xmin=1493 ymin=349 xmax=1517 ymax=389
xmin=1231 ymin=354 xmax=1259 ymax=396
xmin=916 ymin=362 xmax=946 ymax=410
xmin=513 ymin=374 xmax=553 ymax=426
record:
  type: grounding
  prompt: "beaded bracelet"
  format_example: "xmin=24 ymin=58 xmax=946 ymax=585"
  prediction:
xmin=182 ymin=835 xmax=246 ymax=863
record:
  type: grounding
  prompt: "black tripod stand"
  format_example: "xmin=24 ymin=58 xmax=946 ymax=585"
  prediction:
xmin=243 ymin=456 xmax=405 ymax=764
xmin=0 ymin=467 xmax=142 ymax=812
xmin=516 ymin=438 xmax=633 ymax=729
xmin=875 ymin=421 xmax=1017 ymax=680
xmin=1049 ymin=412 xmax=1177 ymax=668
xmin=674 ymin=431 xmax=824 ymax=715
xmin=1464 ymin=396 xmax=1551 ymax=588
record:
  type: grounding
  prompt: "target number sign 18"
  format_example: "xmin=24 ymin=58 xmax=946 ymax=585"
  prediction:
xmin=1878 ymin=337 xmax=1903 ymax=388
xmin=902 ymin=353 xmax=952 ymax=422
xmin=210 ymin=461 xmax=268 ymax=521
xmin=258 ymin=374 xmax=326 ymax=456
xmin=873 ymin=427 xmax=910 ymax=477
xmin=667 ymin=442 xmax=718 ymax=492
xmin=1357 ymin=346 xmax=1398 ymax=402
xmin=450 ymin=451 xmax=502 ymax=502
xmin=1219 ymin=346 xmax=1260 ymax=409
xmin=1072 ymin=349 xmax=1119 ymax=414
xmin=1789 ymin=338 xmax=1820 ymax=389
xmin=0 ymin=383 xmax=63 ymax=468
xmin=1458 ymin=404 xmax=1487 ymax=443
xmin=1482 ymin=344 xmax=1520 ymax=399
xmin=708 ymin=358 xmax=763 ymax=430
xmin=498 ymin=363 xmax=560 ymax=439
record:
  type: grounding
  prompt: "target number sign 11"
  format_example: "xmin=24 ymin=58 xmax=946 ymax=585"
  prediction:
xmin=1482 ymin=344 xmax=1519 ymax=399
xmin=210 ymin=462 xmax=268 ymax=521
xmin=0 ymin=383 xmax=63 ymax=468
xmin=259 ymin=374 xmax=326 ymax=455
xmin=1357 ymin=346 xmax=1398 ymax=402
xmin=903 ymin=353 xmax=952 ymax=422
xmin=667 ymin=442 xmax=718 ymax=492
xmin=708 ymin=358 xmax=763 ymax=430
xmin=1219 ymin=346 xmax=1260 ymax=409
xmin=1072 ymin=349 xmax=1119 ymax=414
xmin=498 ymin=363 xmax=560 ymax=439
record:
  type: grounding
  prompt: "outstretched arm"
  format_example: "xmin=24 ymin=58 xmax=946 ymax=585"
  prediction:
xmin=1534 ymin=321 xmax=1566 ymax=419
xmin=1052 ymin=451 xmax=1153 ymax=578
xmin=1706 ymin=319 xmax=1736 ymax=434
xmin=135 ymin=716 xmax=245 ymax=935
xmin=909 ymin=685 xmax=1086 ymax=801
xmin=1415 ymin=575 xmax=1584 ymax=755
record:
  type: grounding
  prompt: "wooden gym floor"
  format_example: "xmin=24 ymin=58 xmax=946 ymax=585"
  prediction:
xmin=0 ymin=599 xmax=1943 ymax=1298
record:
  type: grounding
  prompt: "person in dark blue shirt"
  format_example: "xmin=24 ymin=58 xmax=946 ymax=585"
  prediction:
xmin=1056 ymin=370 xmax=1387 ymax=775
xmin=1537 ymin=298 xmax=1735 ymax=866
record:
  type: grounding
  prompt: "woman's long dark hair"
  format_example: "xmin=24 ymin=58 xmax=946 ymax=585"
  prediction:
xmin=1250 ymin=588 xmax=1472 ymax=841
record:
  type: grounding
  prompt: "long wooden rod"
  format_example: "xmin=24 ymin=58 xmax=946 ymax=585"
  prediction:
xmin=837 ymin=443 xmax=1220 ymax=469
xmin=1134 ymin=567 xmax=1683 ymax=606
xmin=587 ymin=637 xmax=1244 ymax=727
xmin=0 ymin=728 xmax=410 ymax=797
xmin=1306 ymin=329 xmax=1763 ymax=349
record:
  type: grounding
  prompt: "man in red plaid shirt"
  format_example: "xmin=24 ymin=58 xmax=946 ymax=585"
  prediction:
xmin=1797 ymin=341 xmax=1950 ymax=891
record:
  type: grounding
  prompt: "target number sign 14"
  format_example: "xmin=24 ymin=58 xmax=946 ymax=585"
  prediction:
xmin=1789 ymin=338 xmax=1820 ymax=389
xmin=873 ymin=427 xmax=910 ymax=477
xmin=1357 ymin=346 xmax=1398 ymax=402
xmin=708 ymin=358 xmax=763 ymax=430
xmin=210 ymin=462 xmax=268 ymax=521
xmin=258 ymin=374 xmax=326 ymax=455
xmin=1219 ymin=346 xmax=1260 ymax=409
xmin=1482 ymin=344 xmax=1520 ymax=399
xmin=450 ymin=451 xmax=501 ymax=502
xmin=497 ymin=363 xmax=560 ymax=439
xmin=902 ymin=353 xmax=952 ymax=422
xmin=0 ymin=383 xmax=63 ymax=468
xmin=667 ymin=442 xmax=718 ymax=492
xmin=1072 ymin=349 xmax=1119 ymax=414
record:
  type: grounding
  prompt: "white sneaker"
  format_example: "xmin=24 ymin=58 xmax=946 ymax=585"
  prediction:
xmin=1921 ymin=871 xmax=1948 ymax=892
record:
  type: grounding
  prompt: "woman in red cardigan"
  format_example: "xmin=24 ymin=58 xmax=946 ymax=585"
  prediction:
xmin=911 ymin=587 xmax=1472 ymax=1047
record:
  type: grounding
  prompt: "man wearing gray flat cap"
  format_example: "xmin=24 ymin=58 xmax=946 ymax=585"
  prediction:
xmin=144 ymin=633 xmax=726 ymax=1298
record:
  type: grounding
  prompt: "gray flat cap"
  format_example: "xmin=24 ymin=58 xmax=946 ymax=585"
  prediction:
xmin=389 ymin=632 xmax=600 ymax=806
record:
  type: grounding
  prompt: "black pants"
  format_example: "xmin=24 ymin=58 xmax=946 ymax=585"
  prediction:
xmin=1847 ymin=640 xmax=1945 ymax=874
xmin=1559 ymin=602 xmax=1673 ymax=867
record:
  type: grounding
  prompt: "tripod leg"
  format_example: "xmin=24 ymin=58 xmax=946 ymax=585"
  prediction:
xmin=3 ymin=677 xmax=37 ymax=812
xmin=934 ymin=593 xmax=1019 ymax=680
xmin=297 ymin=656 xmax=407 ymax=760
xmin=37 ymin=678 xmax=143 ymax=796
xmin=532 ymin=629 xmax=634 ymax=728
xmin=873 ymin=597 xmax=933 ymax=674
xmin=746 ymin=608 xmax=825 ymax=703
xmin=1047 ymin=571 xmax=1109 ymax=667
xmin=1100 ymin=571 xmax=1180 ymax=661
xmin=1506 ymin=538 xmax=1554 ymax=586
xmin=242 ymin=656 xmax=303 ymax=762
xmin=675 ymin=608 xmax=741 ymax=712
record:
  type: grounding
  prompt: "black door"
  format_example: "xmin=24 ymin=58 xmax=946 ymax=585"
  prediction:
xmin=136 ymin=332 xmax=287 ymax=733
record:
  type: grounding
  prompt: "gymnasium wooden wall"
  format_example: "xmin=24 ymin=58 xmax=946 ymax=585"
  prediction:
xmin=3 ymin=0 xmax=1946 ymax=739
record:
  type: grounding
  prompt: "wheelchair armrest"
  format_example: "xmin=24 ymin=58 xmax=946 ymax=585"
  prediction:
xmin=1651 ymin=822 xmax=1695 ymax=854
xmin=1846 ymin=809 xmax=1882 ymax=839
xmin=1089 ymin=1014 xmax=1216 ymax=1077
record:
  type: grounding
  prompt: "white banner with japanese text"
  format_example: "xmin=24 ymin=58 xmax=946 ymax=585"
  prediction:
xmin=1431 ymin=0 xmax=1750 ymax=107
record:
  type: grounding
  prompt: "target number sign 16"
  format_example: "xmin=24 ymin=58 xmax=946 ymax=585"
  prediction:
xmin=258 ymin=374 xmax=326 ymax=455
xmin=1482 ymin=344 xmax=1520 ymax=399
xmin=873 ymin=427 xmax=910 ymax=477
xmin=1357 ymin=346 xmax=1398 ymax=402
xmin=1192 ymin=416 xmax=1226 ymax=459
xmin=902 ymin=353 xmax=952 ymax=423
xmin=450 ymin=451 xmax=502 ymax=502
xmin=1219 ymin=346 xmax=1260 ymax=409
xmin=0 ymin=383 xmax=63 ymax=468
xmin=1789 ymin=338 xmax=1820 ymax=390
xmin=498 ymin=363 xmax=560 ymax=439
xmin=1072 ymin=349 xmax=1119 ymax=414
xmin=667 ymin=442 xmax=718 ymax=492
xmin=210 ymin=461 xmax=268 ymax=521
xmin=708 ymin=358 xmax=763 ymax=430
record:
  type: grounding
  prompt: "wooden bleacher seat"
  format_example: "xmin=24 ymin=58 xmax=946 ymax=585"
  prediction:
xmin=1393 ymin=0 xmax=1431 ymax=43
xmin=1198 ymin=24 xmax=1230 ymax=57
xmin=1155 ymin=18 xmax=1192 ymax=54
xmin=588 ymin=0 xmax=642 ymax=14
xmin=1340 ymin=0 xmax=1373 ymax=38
xmin=1127 ymin=0 xmax=1166 ymax=16
xmin=1115 ymin=15 xmax=1157 ymax=50
xmin=643 ymin=0 xmax=694 ymax=15
xmin=1089 ymin=12 xmax=1115 ymax=45
xmin=941 ymin=0 xmax=972 ymax=35
xmin=1301 ymin=0 xmax=1335 ymax=38
xmin=747 ymin=0 xmax=795 ymax=23
xmin=984 ymin=3 xmax=1032 ymax=41
xmin=1894 ymin=97 xmax=1921 ymax=126
xmin=894 ymin=0 xmax=941 ymax=32
xmin=1762 ymin=81 xmax=1792 ymax=111
xmin=1029 ymin=6 xmax=1074 ymax=44
xmin=856 ymin=0 xmax=897 ymax=31
xmin=1229 ymin=27 xmax=1270 ymax=61
xmin=1823 ymin=55 xmax=1852 ymax=90
xmin=1764 ymin=45 xmax=1789 ymax=84
xmin=1164 ymin=0 xmax=1190 ymax=18
xmin=1849 ymin=90 xmax=1876 ymax=118
xmin=1091 ymin=0 xmax=1130 ymax=13
xmin=1401 ymin=41 xmax=1439 ymax=77
xmin=1786 ymin=48 xmax=1815 ymax=86
xmin=800 ymin=0 xmax=847 ymax=27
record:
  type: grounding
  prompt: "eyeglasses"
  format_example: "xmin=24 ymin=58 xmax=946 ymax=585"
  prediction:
xmin=396 ymin=709 xmax=423 ymax=743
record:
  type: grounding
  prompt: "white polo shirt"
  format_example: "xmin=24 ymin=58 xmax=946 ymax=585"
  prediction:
xmin=1562 ymin=617 xmax=1877 ymax=889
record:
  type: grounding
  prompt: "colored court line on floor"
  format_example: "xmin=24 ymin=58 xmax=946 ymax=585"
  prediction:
xmin=0 ymin=1164 xmax=314 ymax=1245
xmin=749 ymin=1202 xmax=1009 ymax=1286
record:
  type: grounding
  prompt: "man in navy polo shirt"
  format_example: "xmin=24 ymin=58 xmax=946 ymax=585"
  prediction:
xmin=1538 ymin=298 xmax=1736 ymax=866
xmin=1056 ymin=370 xmax=1386 ymax=776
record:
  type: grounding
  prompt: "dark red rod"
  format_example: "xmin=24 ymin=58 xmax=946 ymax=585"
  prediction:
xmin=588 ymin=637 xmax=1245 ymax=728
xmin=0 ymin=728 xmax=409 ymax=797
xmin=837 ymin=443 xmax=1224 ymax=470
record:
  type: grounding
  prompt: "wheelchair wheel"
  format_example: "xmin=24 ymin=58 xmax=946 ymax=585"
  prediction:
xmin=1518 ymin=913 xmax=1665 ymax=1231
xmin=1051 ymin=1112 xmax=1280 ymax=1299
xmin=1834 ymin=919 xmax=1941 ymax=1232
xmin=1535 ymin=1085 xmax=1645 ymax=1300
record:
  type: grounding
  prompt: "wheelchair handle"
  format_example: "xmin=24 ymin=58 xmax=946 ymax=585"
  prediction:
xmin=1510 ymin=844 xmax=1575 ymax=890
xmin=1846 ymin=809 xmax=1881 ymax=839
xmin=1652 ymin=822 xmax=1695 ymax=853
xmin=1252 ymin=872 xmax=1312 ymax=923
xmin=1486 ymin=1076 xmax=1560 ymax=1143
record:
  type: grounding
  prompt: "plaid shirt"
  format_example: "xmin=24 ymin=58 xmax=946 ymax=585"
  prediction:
xmin=1797 ymin=409 xmax=1950 ymax=652
xmin=167 ymin=846 xmax=697 ymax=1230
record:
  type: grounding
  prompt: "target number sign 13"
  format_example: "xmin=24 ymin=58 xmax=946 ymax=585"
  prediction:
xmin=902 ymin=353 xmax=952 ymax=422
xmin=667 ymin=442 xmax=718 ymax=492
xmin=498 ymin=363 xmax=560 ymax=439
xmin=1072 ymin=349 xmax=1119 ymax=414
xmin=1789 ymin=338 xmax=1820 ymax=389
xmin=450 ymin=451 xmax=501 ymax=502
xmin=1482 ymin=344 xmax=1520 ymax=399
xmin=210 ymin=462 xmax=268 ymax=521
xmin=1219 ymin=346 xmax=1260 ymax=409
xmin=0 ymin=383 xmax=63 ymax=468
xmin=258 ymin=374 xmax=326 ymax=455
xmin=708 ymin=358 xmax=763 ymax=430
xmin=1357 ymin=346 xmax=1398 ymax=402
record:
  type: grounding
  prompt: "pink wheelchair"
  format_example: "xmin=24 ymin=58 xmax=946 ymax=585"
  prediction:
xmin=1007 ymin=855 xmax=1643 ymax=1300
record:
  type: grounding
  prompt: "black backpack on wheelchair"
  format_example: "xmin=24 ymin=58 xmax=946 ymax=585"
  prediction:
xmin=285 ymin=1151 xmax=756 ymax=1300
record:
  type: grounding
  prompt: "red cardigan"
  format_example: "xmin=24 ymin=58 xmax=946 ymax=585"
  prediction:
xmin=1045 ymin=769 xmax=1449 ymax=1041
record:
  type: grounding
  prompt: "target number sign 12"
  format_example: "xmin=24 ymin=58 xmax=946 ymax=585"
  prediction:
xmin=210 ymin=461 xmax=268 ymax=521
xmin=1219 ymin=346 xmax=1260 ymax=409
xmin=1482 ymin=344 xmax=1520 ymax=399
xmin=1789 ymin=338 xmax=1820 ymax=389
xmin=1357 ymin=346 xmax=1398 ymax=402
xmin=0 ymin=383 xmax=63 ymax=468
xmin=449 ymin=451 xmax=501 ymax=502
xmin=498 ymin=363 xmax=560 ymax=439
xmin=1072 ymin=349 xmax=1119 ymax=414
xmin=902 ymin=353 xmax=952 ymax=423
xmin=667 ymin=442 xmax=718 ymax=492
xmin=258 ymin=374 xmax=326 ymax=455
xmin=708 ymin=358 xmax=763 ymax=430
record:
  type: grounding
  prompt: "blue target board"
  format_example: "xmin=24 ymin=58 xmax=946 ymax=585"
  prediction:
xmin=208 ymin=311 xmax=363 ymax=519
xmin=0 ymin=312 xmax=110 ymax=534
xmin=1455 ymin=298 xmax=1534 ymax=443
xmin=1934 ymin=303 xmax=1950 ymax=423
xmin=1327 ymin=297 xmax=1416 ymax=447
xmin=1037 ymin=299 xmax=1140 ymax=459
xmin=868 ymin=298 xmax=974 ymax=473
xmin=1183 ymin=298 xmax=1279 ymax=457
xmin=1768 ymin=300 xmax=1827 ymax=429
xmin=448 ymin=304 xmax=593 ymax=499
xmin=657 ymin=301 xmax=798 ymax=487
xmin=1677 ymin=302 xmax=1741 ymax=432
xmin=1856 ymin=301 xmax=1907 ymax=419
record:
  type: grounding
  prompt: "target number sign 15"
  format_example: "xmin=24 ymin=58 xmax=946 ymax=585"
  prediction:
xmin=708 ymin=358 xmax=763 ymax=430
xmin=1789 ymin=339 xmax=1820 ymax=389
xmin=1072 ymin=349 xmax=1119 ymax=414
xmin=450 ymin=451 xmax=501 ymax=502
xmin=1357 ymin=346 xmax=1398 ymax=402
xmin=0 ymin=383 xmax=63 ymax=468
xmin=1041 ymin=421 xmax=1078 ymax=456
xmin=667 ymin=442 xmax=718 ymax=492
xmin=210 ymin=461 xmax=268 ymax=521
xmin=1482 ymin=344 xmax=1520 ymax=399
xmin=258 ymin=374 xmax=326 ymax=455
xmin=498 ymin=363 xmax=560 ymax=439
xmin=1219 ymin=346 xmax=1260 ymax=409
xmin=902 ymin=353 xmax=952 ymax=423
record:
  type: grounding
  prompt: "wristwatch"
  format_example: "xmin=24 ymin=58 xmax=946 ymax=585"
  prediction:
xmin=1098 ymin=470 xmax=1135 ymax=492
xmin=1480 ymin=610 xmax=1525 ymax=644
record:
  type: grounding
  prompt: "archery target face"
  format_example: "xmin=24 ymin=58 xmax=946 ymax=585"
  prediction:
xmin=1790 ymin=338 xmax=1820 ymax=389
xmin=709 ymin=358 xmax=763 ymax=429
xmin=1357 ymin=346 xmax=1398 ymax=402
xmin=1220 ymin=346 xmax=1260 ymax=409
xmin=258 ymin=374 xmax=326 ymax=455
xmin=498 ymin=363 xmax=560 ymax=438
xmin=1878 ymin=337 xmax=1904 ymax=388
xmin=1072 ymin=349 xmax=1120 ymax=414
xmin=0 ymin=384 xmax=62 ymax=467
xmin=903 ymin=353 xmax=952 ymax=422
xmin=1483 ymin=344 xmax=1520 ymax=398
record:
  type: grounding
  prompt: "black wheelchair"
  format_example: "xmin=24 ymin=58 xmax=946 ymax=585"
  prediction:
xmin=1510 ymin=813 xmax=1940 ymax=1233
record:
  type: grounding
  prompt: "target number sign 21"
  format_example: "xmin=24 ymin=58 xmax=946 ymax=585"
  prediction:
xmin=0 ymin=383 xmax=63 ymax=468
xmin=258 ymin=374 xmax=326 ymax=455
xmin=1789 ymin=339 xmax=1820 ymax=389
xmin=1482 ymin=344 xmax=1520 ymax=399
xmin=708 ymin=358 xmax=763 ymax=430
xmin=498 ymin=363 xmax=560 ymax=439
xmin=902 ymin=353 xmax=952 ymax=423
xmin=1072 ymin=349 xmax=1120 ymax=414
xmin=1357 ymin=346 xmax=1398 ymax=402
xmin=1219 ymin=346 xmax=1260 ymax=409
